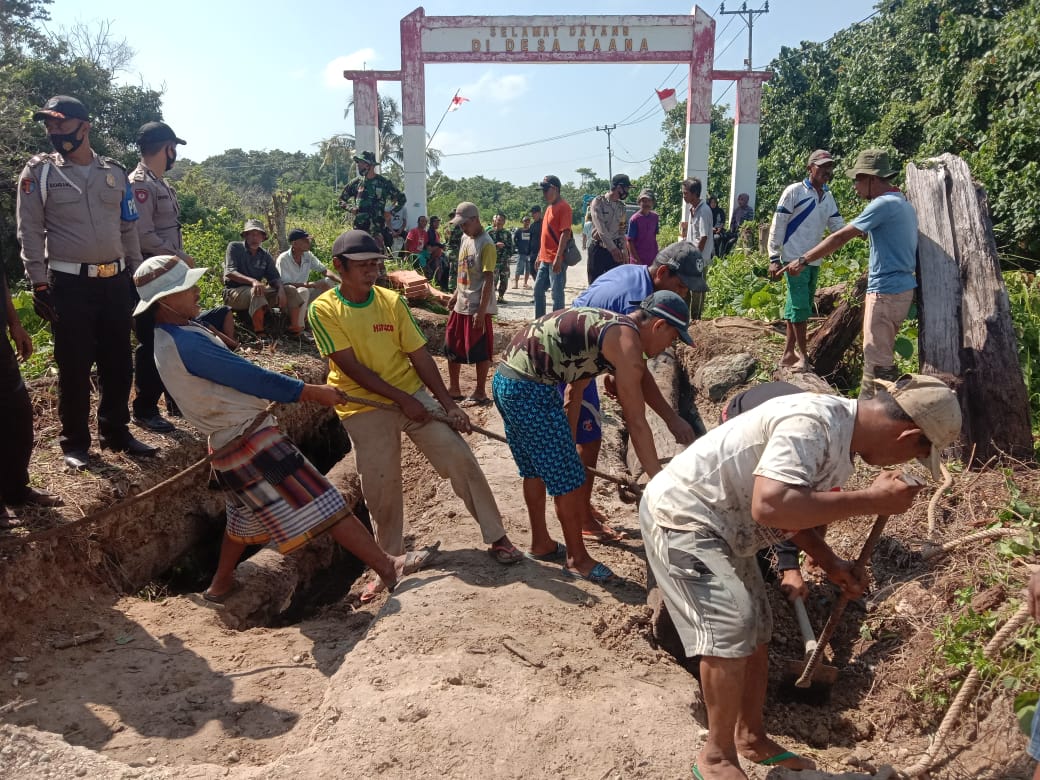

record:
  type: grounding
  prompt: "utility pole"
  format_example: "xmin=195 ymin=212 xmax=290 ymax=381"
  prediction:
xmin=596 ymin=124 xmax=617 ymax=180
xmin=719 ymin=2 xmax=770 ymax=71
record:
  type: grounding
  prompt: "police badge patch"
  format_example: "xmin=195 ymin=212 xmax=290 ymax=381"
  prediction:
xmin=135 ymin=189 xmax=149 ymax=203
xmin=21 ymin=178 xmax=35 ymax=195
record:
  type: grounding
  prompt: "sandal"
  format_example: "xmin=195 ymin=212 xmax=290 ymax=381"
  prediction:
xmin=488 ymin=540 xmax=523 ymax=565
xmin=581 ymin=523 xmax=629 ymax=543
xmin=459 ymin=396 xmax=492 ymax=408
xmin=523 ymin=541 xmax=567 ymax=563
xmin=359 ymin=580 xmax=385 ymax=604
xmin=562 ymin=562 xmax=616 ymax=584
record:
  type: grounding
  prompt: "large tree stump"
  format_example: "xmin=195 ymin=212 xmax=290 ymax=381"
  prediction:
xmin=807 ymin=273 xmax=868 ymax=379
xmin=905 ymin=154 xmax=1032 ymax=463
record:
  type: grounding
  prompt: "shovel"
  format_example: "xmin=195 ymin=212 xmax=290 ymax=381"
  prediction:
xmin=784 ymin=596 xmax=838 ymax=694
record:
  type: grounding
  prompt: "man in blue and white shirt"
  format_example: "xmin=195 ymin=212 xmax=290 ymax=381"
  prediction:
xmin=767 ymin=149 xmax=844 ymax=371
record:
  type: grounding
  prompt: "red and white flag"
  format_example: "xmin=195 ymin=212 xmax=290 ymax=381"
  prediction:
xmin=448 ymin=95 xmax=469 ymax=112
xmin=656 ymin=88 xmax=678 ymax=111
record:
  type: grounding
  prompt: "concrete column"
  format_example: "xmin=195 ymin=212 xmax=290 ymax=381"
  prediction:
xmin=352 ymin=75 xmax=379 ymax=160
xmin=400 ymin=7 xmax=426 ymax=228
xmin=727 ymin=75 xmax=765 ymax=223
xmin=682 ymin=11 xmax=715 ymax=231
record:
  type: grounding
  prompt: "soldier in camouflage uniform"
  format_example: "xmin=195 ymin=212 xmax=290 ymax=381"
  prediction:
xmin=444 ymin=215 xmax=464 ymax=293
xmin=337 ymin=150 xmax=406 ymax=252
xmin=486 ymin=211 xmax=514 ymax=303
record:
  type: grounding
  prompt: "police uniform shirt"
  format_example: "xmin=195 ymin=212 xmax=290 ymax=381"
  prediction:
xmin=130 ymin=162 xmax=185 ymax=260
xmin=16 ymin=152 xmax=142 ymax=286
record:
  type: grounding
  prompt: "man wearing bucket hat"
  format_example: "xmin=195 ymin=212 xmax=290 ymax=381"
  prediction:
xmin=783 ymin=148 xmax=918 ymax=398
xmin=567 ymin=242 xmax=702 ymax=541
xmin=308 ymin=230 xmax=523 ymax=602
xmin=135 ymin=255 xmax=437 ymax=605
xmin=641 ymin=372 xmax=959 ymax=779
xmin=223 ymin=219 xmax=307 ymax=341
xmin=275 ymin=228 xmax=338 ymax=307
xmin=16 ymin=95 xmax=151 ymax=471
xmin=337 ymin=150 xmax=406 ymax=251
xmin=767 ymin=149 xmax=845 ymax=373
xmin=626 ymin=189 xmax=660 ymax=266
xmin=493 ymin=291 xmax=693 ymax=584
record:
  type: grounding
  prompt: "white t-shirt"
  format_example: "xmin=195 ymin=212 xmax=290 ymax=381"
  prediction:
xmin=686 ymin=200 xmax=714 ymax=261
xmin=644 ymin=394 xmax=857 ymax=557
xmin=275 ymin=250 xmax=329 ymax=285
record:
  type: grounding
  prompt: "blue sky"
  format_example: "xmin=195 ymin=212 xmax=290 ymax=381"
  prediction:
xmin=43 ymin=0 xmax=877 ymax=185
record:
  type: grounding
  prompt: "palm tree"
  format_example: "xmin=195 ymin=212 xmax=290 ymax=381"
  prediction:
xmin=314 ymin=134 xmax=355 ymax=189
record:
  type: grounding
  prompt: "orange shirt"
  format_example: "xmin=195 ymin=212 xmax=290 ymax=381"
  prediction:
xmin=539 ymin=199 xmax=573 ymax=262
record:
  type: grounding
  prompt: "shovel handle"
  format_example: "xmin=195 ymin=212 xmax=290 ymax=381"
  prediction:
xmin=792 ymin=597 xmax=818 ymax=656
xmin=795 ymin=514 xmax=889 ymax=688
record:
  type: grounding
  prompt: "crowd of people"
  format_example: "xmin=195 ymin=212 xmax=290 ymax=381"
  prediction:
xmin=9 ymin=93 xmax=1033 ymax=780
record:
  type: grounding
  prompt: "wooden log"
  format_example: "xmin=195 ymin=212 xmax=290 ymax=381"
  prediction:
xmin=214 ymin=451 xmax=366 ymax=630
xmin=905 ymin=154 xmax=1033 ymax=463
xmin=807 ymin=273 xmax=868 ymax=379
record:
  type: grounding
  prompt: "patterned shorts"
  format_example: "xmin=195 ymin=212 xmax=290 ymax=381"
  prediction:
xmin=492 ymin=372 xmax=586 ymax=497
xmin=557 ymin=380 xmax=602 ymax=445
xmin=1029 ymin=704 xmax=1040 ymax=761
xmin=210 ymin=426 xmax=347 ymax=553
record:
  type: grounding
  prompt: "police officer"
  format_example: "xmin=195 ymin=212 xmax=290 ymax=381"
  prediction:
xmin=337 ymin=150 xmax=405 ymax=251
xmin=129 ymin=121 xmax=192 ymax=433
xmin=16 ymin=95 xmax=156 ymax=471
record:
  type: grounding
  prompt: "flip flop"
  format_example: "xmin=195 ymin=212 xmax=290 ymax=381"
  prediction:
xmin=758 ymin=750 xmax=804 ymax=767
xmin=449 ymin=394 xmax=464 ymax=401
xmin=488 ymin=540 xmax=524 ymax=565
xmin=523 ymin=541 xmax=567 ymax=563
xmin=187 ymin=584 xmax=238 ymax=610
xmin=359 ymin=579 xmax=385 ymax=604
xmin=459 ymin=396 xmax=492 ymax=408
xmin=581 ymin=524 xmax=630 ymax=543
xmin=691 ymin=765 xmax=705 ymax=780
xmin=562 ymin=562 xmax=615 ymax=584
xmin=399 ymin=541 xmax=441 ymax=578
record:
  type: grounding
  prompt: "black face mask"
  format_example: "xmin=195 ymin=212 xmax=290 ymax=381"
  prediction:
xmin=49 ymin=128 xmax=84 ymax=155
xmin=165 ymin=148 xmax=177 ymax=172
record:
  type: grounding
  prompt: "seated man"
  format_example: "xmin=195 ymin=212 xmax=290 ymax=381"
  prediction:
xmin=276 ymin=228 xmax=338 ymax=308
xmin=414 ymin=240 xmax=444 ymax=280
xmin=135 ymin=255 xmax=436 ymax=604
xmin=492 ymin=291 xmax=693 ymax=584
xmin=309 ymin=230 xmax=523 ymax=603
xmin=641 ymin=373 xmax=960 ymax=779
xmin=223 ymin=219 xmax=305 ymax=340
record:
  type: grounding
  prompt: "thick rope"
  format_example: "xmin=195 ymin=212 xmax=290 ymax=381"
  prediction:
xmin=0 ymin=403 xmax=276 ymax=548
xmin=900 ymin=602 xmax=1033 ymax=778
xmin=920 ymin=527 xmax=1025 ymax=561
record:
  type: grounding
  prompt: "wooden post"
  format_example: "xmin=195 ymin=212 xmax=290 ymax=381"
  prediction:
xmin=807 ymin=273 xmax=868 ymax=380
xmin=905 ymin=153 xmax=1032 ymax=463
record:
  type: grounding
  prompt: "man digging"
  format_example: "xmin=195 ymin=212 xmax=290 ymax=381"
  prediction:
xmin=135 ymin=256 xmax=435 ymax=605
xmin=641 ymin=374 xmax=961 ymax=779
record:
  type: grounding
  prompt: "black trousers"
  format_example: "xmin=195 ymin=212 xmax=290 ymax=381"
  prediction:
xmin=132 ymin=306 xmax=170 ymax=418
xmin=0 ymin=336 xmax=33 ymax=505
xmin=587 ymin=243 xmax=620 ymax=285
xmin=50 ymin=269 xmax=134 ymax=453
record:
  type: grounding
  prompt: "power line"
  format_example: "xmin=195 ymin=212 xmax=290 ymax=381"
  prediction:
xmin=719 ymin=2 xmax=770 ymax=71
xmin=596 ymin=124 xmax=617 ymax=179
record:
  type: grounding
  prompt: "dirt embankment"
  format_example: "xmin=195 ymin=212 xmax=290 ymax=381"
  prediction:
xmin=1 ymin=307 xmax=1037 ymax=780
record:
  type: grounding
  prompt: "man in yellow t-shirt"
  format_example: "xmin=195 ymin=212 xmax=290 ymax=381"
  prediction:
xmin=309 ymin=230 xmax=522 ymax=601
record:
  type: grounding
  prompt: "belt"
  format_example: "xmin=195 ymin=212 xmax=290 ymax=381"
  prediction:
xmin=49 ymin=258 xmax=125 ymax=278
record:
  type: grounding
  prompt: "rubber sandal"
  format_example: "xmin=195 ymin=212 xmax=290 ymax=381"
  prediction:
xmin=488 ymin=540 xmax=523 ymax=565
xmin=399 ymin=541 xmax=441 ymax=578
xmin=187 ymin=583 xmax=238 ymax=610
xmin=359 ymin=580 xmax=385 ymax=604
xmin=581 ymin=524 xmax=630 ymax=543
xmin=758 ymin=750 xmax=802 ymax=767
xmin=562 ymin=562 xmax=615 ymax=584
xmin=691 ymin=764 xmax=705 ymax=780
xmin=459 ymin=396 xmax=492 ymax=408
xmin=523 ymin=541 xmax=567 ymax=563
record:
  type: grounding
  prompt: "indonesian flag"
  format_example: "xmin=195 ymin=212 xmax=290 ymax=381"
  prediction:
xmin=448 ymin=95 xmax=469 ymax=112
xmin=656 ymin=88 xmax=678 ymax=111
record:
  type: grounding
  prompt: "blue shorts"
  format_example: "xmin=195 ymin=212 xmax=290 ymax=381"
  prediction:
xmin=1029 ymin=703 xmax=1040 ymax=761
xmin=492 ymin=372 xmax=586 ymax=496
xmin=557 ymin=381 xmax=602 ymax=445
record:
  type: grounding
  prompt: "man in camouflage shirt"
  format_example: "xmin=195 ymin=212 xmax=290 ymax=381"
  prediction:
xmin=491 ymin=291 xmax=692 ymax=585
xmin=337 ymin=150 xmax=405 ymax=251
xmin=486 ymin=211 xmax=514 ymax=304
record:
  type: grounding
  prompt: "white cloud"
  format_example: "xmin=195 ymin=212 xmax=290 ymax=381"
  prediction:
xmin=323 ymin=49 xmax=378 ymax=89
xmin=457 ymin=71 xmax=530 ymax=106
